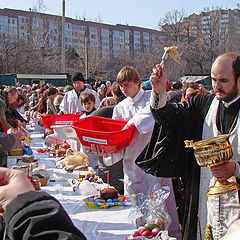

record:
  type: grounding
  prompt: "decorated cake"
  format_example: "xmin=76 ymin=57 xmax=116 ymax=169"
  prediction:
xmin=100 ymin=187 xmax=118 ymax=200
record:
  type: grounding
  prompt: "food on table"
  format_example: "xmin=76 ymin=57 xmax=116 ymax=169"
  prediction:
xmin=117 ymin=195 xmax=125 ymax=202
xmin=61 ymin=142 xmax=71 ymax=150
xmin=100 ymin=187 xmax=118 ymax=200
xmin=19 ymin=135 xmax=32 ymax=144
xmin=36 ymin=148 xmax=51 ymax=153
xmin=22 ymin=146 xmax=33 ymax=155
xmin=55 ymin=148 xmax=67 ymax=157
xmin=79 ymin=172 xmax=94 ymax=179
xmin=84 ymin=193 xmax=132 ymax=209
xmin=127 ymin=223 xmax=165 ymax=239
xmin=77 ymin=174 xmax=103 ymax=184
xmin=32 ymin=169 xmax=49 ymax=186
xmin=9 ymin=148 xmax=24 ymax=156
xmin=11 ymin=165 xmax=29 ymax=173
xmin=135 ymin=216 xmax=165 ymax=233
xmin=11 ymin=163 xmax=37 ymax=172
xmin=51 ymin=143 xmax=61 ymax=151
xmin=62 ymin=149 xmax=89 ymax=172
xmin=28 ymin=175 xmax=41 ymax=190
xmin=22 ymin=156 xmax=36 ymax=163
xmin=51 ymin=143 xmax=71 ymax=157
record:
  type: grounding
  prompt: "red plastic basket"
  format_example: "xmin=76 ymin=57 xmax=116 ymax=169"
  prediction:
xmin=71 ymin=116 xmax=136 ymax=153
xmin=40 ymin=114 xmax=81 ymax=131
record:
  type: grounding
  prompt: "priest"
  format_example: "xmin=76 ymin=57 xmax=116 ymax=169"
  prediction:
xmin=136 ymin=52 xmax=240 ymax=240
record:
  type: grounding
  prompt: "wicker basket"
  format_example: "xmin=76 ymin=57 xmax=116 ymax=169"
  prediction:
xmin=63 ymin=148 xmax=89 ymax=171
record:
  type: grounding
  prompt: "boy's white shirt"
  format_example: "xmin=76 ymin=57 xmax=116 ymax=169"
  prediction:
xmin=103 ymin=88 xmax=157 ymax=195
xmin=80 ymin=112 xmax=87 ymax=119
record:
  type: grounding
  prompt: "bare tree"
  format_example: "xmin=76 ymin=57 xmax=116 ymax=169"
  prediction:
xmin=158 ymin=9 xmax=187 ymax=42
xmin=32 ymin=0 xmax=47 ymax=13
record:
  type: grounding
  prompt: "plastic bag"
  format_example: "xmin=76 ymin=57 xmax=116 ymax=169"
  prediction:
xmin=23 ymin=146 xmax=33 ymax=155
xmin=129 ymin=184 xmax=172 ymax=231
xmin=78 ymin=180 xmax=98 ymax=195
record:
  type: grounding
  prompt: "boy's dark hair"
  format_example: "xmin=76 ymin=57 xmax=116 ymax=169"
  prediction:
xmin=47 ymin=87 xmax=58 ymax=96
xmin=80 ymin=92 xmax=95 ymax=104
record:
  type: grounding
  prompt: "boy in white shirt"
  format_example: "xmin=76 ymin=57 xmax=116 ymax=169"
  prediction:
xmin=90 ymin=66 xmax=181 ymax=239
xmin=91 ymin=66 xmax=167 ymax=195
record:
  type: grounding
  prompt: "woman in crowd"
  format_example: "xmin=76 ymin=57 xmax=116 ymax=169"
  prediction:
xmin=98 ymin=81 xmax=124 ymax=109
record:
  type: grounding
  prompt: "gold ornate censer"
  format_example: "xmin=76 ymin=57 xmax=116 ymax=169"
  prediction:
xmin=185 ymin=134 xmax=240 ymax=196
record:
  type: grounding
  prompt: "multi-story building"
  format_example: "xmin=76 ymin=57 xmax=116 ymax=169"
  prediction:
xmin=183 ymin=8 xmax=240 ymax=46
xmin=0 ymin=8 xmax=166 ymax=58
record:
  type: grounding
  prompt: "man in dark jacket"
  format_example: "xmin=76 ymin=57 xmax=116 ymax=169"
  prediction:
xmin=0 ymin=88 xmax=26 ymax=132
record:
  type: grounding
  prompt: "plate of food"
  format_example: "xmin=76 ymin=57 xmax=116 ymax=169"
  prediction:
xmin=36 ymin=148 xmax=51 ymax=153
xmin=83 ymin=187 xmax=132 ymax=209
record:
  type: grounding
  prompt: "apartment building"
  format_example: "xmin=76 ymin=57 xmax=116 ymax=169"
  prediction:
xmin=0 ymin=8 xmax=167 ymax=58
xmin=184 ymin=8 xmax=240 ymax=45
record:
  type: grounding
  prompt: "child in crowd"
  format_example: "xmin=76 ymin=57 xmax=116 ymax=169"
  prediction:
xmin=80 ymin=93 xmax=98 ymax=171
xmin=80 ymin=93 xmax=96 ymax=118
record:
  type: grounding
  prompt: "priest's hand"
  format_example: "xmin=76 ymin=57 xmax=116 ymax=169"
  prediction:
xmin=210 ymin=162 xmax=236 ymax=182
xmin=150 ymin=64 xmax=167 ymax=94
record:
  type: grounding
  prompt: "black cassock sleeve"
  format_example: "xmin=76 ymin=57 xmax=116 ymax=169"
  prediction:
xmin=136 ymin=121 xmax=184 ymax=177
xmin=135 ymin=101 xmax=194 ymax=178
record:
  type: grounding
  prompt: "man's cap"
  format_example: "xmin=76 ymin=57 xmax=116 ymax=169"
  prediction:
xmin=72 ymin=72 xmax=84 ymax=82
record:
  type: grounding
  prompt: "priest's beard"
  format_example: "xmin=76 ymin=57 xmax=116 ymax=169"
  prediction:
xmin=215 ymin=82 xmax=239 ymax=102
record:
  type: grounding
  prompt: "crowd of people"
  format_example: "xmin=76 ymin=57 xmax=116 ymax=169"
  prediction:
xmin=0 ymin=52 xmax=239 ymax=240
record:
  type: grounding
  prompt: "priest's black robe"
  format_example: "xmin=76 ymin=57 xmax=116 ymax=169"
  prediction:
xmin=136 ymin=93 xmax=240 ymax=240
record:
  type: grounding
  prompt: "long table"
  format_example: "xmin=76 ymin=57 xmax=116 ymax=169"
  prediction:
xmin=8 ymin=126 xmax=134 ymax=240
xmin=8 ymin=125 xmax=177 ymax=240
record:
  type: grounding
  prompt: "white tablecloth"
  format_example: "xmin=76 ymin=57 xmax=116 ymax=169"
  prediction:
xmin=9 ymin=126 xmax=134 ymax=240
xmin=8 ymin=125 xmax=177 ymax=240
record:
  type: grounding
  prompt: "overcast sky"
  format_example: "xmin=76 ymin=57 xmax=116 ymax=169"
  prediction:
xmin=0 ymin=0 xmax=239 ymax=29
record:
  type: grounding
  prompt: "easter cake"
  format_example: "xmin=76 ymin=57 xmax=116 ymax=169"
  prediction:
xmin=100 ymin=187 xmax=118 ymax=200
